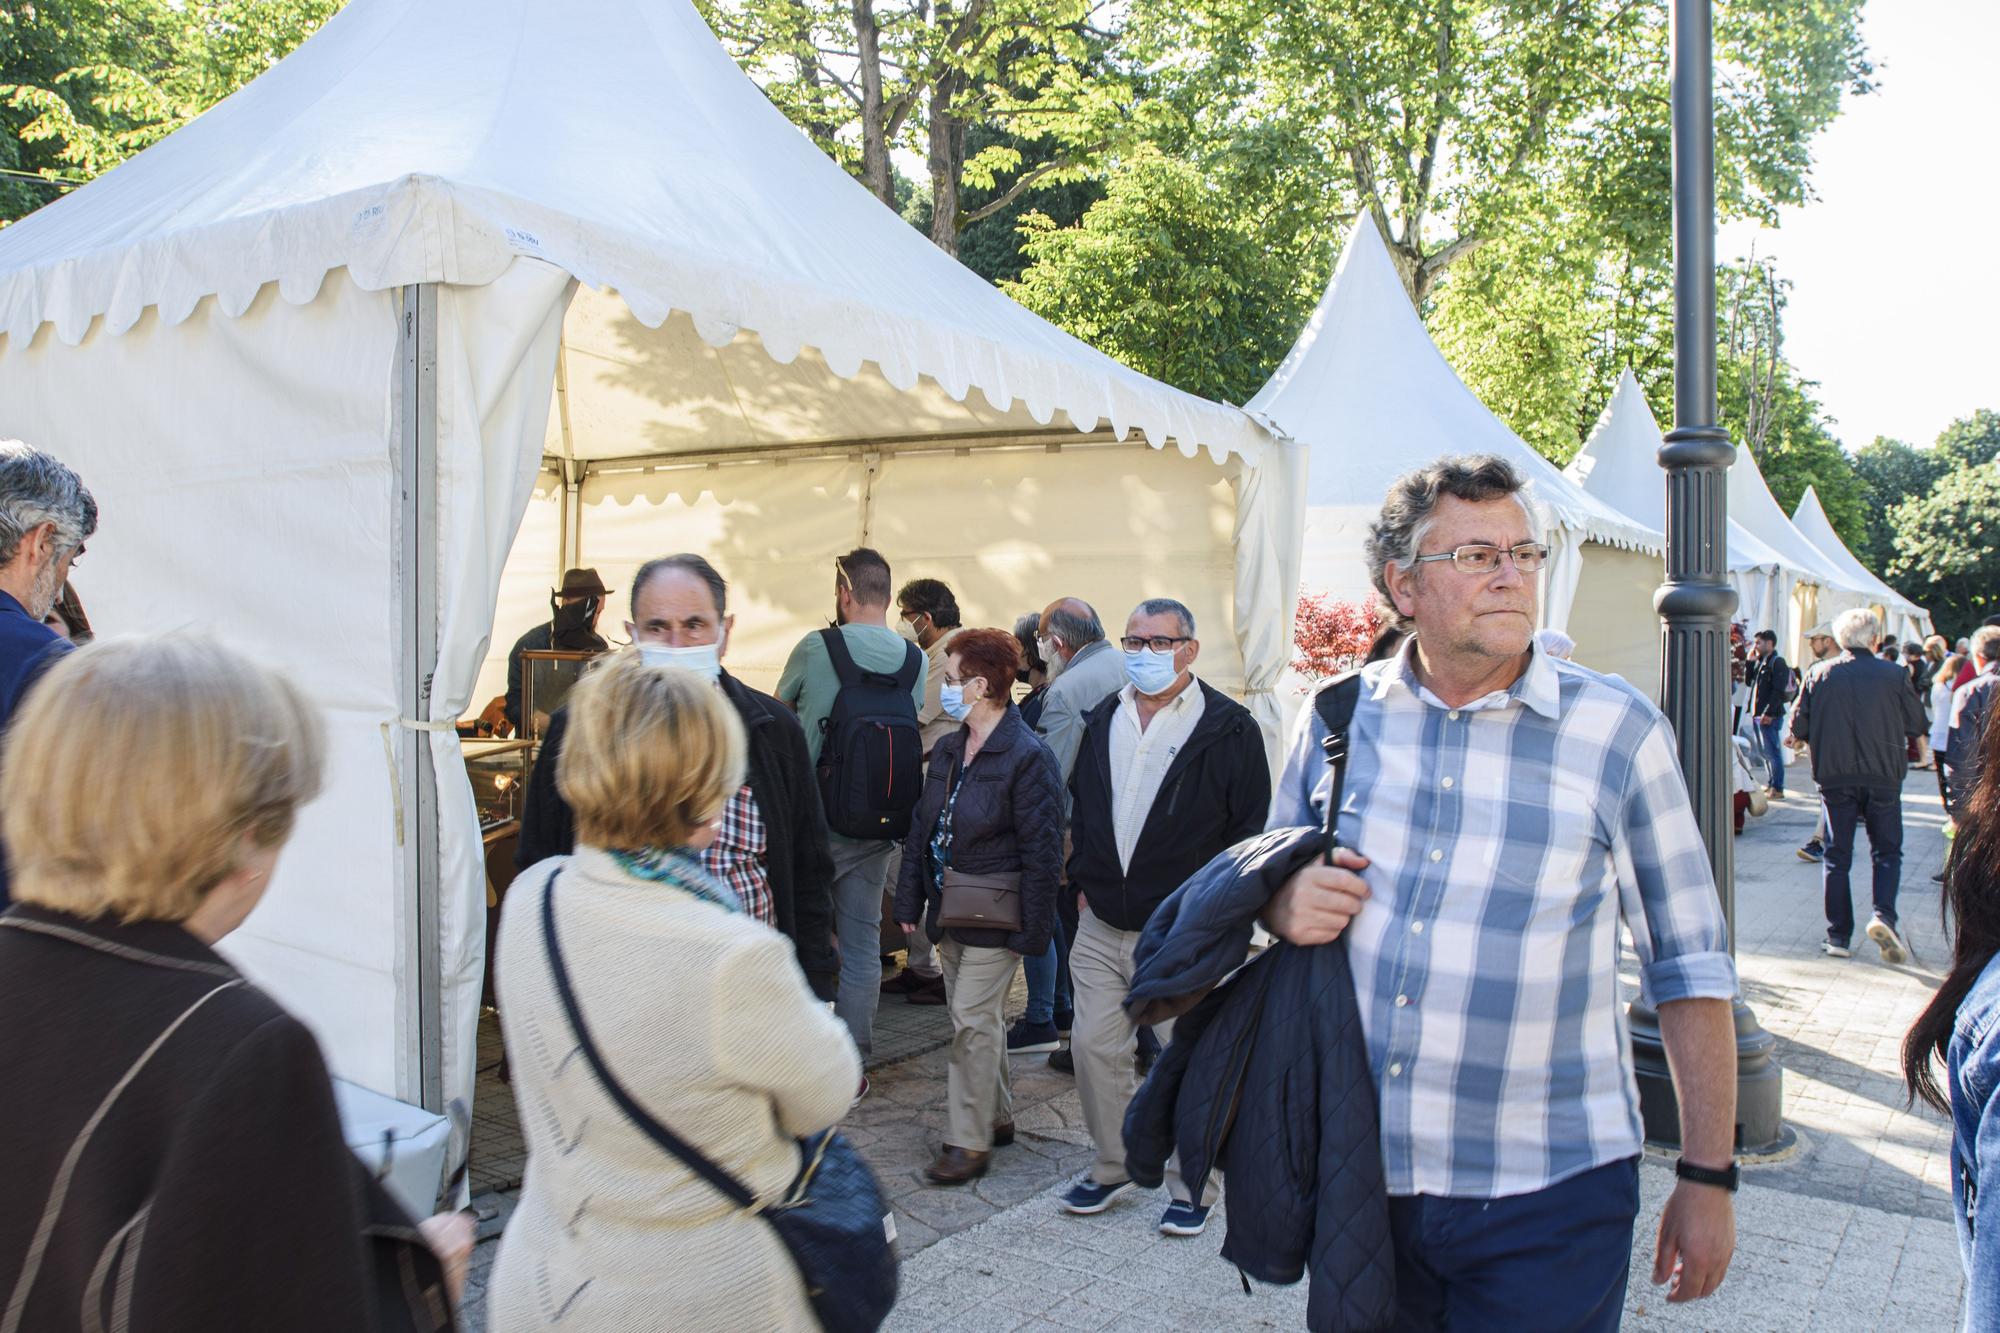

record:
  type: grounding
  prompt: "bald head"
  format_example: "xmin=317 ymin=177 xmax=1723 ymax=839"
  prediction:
xmin=1038 ymin=597 xmax=1104 ymax=664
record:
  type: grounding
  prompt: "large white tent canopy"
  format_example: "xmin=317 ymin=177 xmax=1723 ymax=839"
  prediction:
xmin=1721 ymin=431 xmax=1882 ymax=654
xmin=0 ymin=0 xmax=1303 ymax=1113
xmin=1246 ymin=215 xmax=1665 ymax=692
xmin=1791 ymin=487 xmax=1930 ymax=644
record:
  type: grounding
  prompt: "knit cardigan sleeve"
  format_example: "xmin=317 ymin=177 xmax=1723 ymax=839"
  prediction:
xmin=711 ymin=932 xmax=861 ymax=1137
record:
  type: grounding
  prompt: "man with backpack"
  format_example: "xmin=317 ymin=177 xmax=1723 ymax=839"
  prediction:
xmin=777 ymin=548 xmax=927 ymax=1072
xmin=1747 ymin=629 xmax=1794 ymax=800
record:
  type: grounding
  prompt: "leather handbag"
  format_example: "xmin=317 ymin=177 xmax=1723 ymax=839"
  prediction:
xmin=539 ymin=874 xmax=898 ymax=1332
xmin=937 ymin=868 xmax=1023 ymax=931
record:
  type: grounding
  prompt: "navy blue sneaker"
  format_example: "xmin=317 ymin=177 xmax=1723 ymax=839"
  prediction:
xmin=1059 ymin=1176 xmax=1135 ymax=1215
xmin=1007 ymin=1019 xmax=1060 ymax=1054
xmin=1158 ymin=1200 xmax=1211 ymax=1236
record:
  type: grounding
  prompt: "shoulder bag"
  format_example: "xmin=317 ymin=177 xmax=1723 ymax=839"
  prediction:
xmin=538 ymin=874 xmax=898 ymax=1332
xmin=931 ymin=753 xmax=1023 ymax=931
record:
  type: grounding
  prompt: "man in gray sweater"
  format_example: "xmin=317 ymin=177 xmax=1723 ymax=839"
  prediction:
xmin=1789 ymin=608 xmax=1928 ymax=963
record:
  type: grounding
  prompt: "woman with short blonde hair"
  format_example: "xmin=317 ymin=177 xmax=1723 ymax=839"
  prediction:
xmin=492 ymin=648 xmax=861 ymax=1332
xmin=0 ymin=636 xmax=466 ymax=1332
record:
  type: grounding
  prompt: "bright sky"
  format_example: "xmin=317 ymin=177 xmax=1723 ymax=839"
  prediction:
xmin=1718 ymin=0 xmax=2000 ymax=453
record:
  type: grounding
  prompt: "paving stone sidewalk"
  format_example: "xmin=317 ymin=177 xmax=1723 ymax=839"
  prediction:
xmin=460 ymin=757 xmax=1966 ymax=1330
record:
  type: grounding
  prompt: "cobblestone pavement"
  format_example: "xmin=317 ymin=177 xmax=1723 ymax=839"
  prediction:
xmin=459 ymin=754 xmax=1965 ymax=1330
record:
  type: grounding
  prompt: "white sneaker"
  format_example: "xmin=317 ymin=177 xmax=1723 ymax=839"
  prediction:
xmin=1821 ymin=941 xmax=1851 ymax=959
xmin=1866 ymin=918 xmax=1911 ymax=965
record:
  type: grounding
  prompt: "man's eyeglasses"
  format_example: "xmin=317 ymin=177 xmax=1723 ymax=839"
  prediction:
xmin=1120 ymin=635 xmax=1192 ymax=653
xmin=1410 ymin=542 xmax=1551 ymax=576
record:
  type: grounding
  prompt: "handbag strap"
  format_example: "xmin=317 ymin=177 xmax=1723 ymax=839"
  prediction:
xmin=538 ymin=870 xmax=757 ymax=1210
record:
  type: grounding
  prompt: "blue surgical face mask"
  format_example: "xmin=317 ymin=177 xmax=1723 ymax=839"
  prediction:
xmin=1124 ymin=648 xmax=1179 ymax=696
xmin=639 ymin=637 xmax=723 ymax=683
xmin=940 ymin=682 xmax=973 ymax=721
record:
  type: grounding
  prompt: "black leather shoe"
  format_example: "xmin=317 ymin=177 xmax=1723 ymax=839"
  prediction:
xmin=1048 ymin=1047 xmax=1074 ymax=1074
xmin=992 ymin=1121 xmax=1015 ymax=1147
xmin=924 ymin=1145 xmax=991 ymax=1185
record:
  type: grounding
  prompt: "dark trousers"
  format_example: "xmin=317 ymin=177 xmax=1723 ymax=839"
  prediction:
xmin=1822 ymin=784 xmax=1904 ymax=945
xmin=1388 ymin=1157 xmax=1640 ymax=1332
xmin=1754 ymin=717 xmax=1786 ymax=793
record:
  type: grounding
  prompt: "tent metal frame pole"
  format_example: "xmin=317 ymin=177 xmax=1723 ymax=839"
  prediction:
xmin=396 ymin=283 xmax=445 ymax=1114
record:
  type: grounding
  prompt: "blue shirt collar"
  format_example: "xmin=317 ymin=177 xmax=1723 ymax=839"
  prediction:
xmin=1369 ymin=631 xmax=1562 ymax=721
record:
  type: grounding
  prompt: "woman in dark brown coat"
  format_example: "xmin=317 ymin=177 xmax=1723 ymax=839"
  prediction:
xmin=0 ymin=635 xmax=470 ymax=1332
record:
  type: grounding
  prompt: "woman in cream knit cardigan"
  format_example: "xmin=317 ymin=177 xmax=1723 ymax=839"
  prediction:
xmin=490 ymin=650 xmax=862 ymax=1331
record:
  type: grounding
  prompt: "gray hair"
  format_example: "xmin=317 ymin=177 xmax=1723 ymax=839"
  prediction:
xmin=1132 ymin=598 xmax=1196 ymax=639
xmin=1046 ymin=600 xmax=1104 ymax=649
xmin=1973 ymin=625 xmax=2000 ymax=665
xmin=0 ymin=441 xmax=96 ymax=567
xmin=632 ymin=553 xmax=727 ymax=618
xmin=1365 ymin=454 xmax=1537 ymax=631
xmin=1833 ymin=608 xmax=1881 ymax=653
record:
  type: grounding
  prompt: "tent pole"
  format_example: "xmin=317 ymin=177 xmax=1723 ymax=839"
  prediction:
xmin=396 ymin=283 xmax=445 ymax=1113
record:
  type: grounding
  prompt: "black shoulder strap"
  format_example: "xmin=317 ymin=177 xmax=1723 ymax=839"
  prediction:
xmin=539 ymin=871 xmax=757 ymax=1209
xmin=893 ymin=640 xmax=922 ymax=692
xmin=820 ymin=626 xmax=860 ymax=687
xmin=1312 ymin=671 xmax=1364 ymax=867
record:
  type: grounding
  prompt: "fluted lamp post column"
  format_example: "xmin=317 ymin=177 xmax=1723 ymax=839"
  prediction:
xmin=1626 ymin=0 xmax=1787 ymax=1156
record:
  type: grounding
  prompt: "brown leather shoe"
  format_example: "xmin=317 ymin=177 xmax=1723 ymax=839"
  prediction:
xmin=991 ymin=1121 xmax=1015 ymax=1148
xmin=905 ymin=974 xmax=948 ymax=1006
xmin=924 ymin=1145 xmax=991 ymax=1185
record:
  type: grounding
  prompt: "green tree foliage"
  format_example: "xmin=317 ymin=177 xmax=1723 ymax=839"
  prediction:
xmin=0 ymin=0 xmax=340 ymax=221
xmin=1935 ymin=408 xmax=2000 ymax=473
xmin=1888 ymin=463 xmax=2000 ymax=639
xmin=904 ymin=121 xmax=1102 ymax=283
xmin=1851 ymin=436 xmax=1948 ymax=572
xmin=1003 ymin=146 xmax=1315 ymax=405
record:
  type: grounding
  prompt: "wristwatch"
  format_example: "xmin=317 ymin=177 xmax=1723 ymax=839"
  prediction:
xmin=1674 ymin=1157 xmax=1740 ymax=1192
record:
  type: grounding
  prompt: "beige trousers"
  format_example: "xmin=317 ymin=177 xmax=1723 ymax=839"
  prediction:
xmin=1071 ymin=906 xmax=1220 ymax=1204
xmin=938 ymin=937 xmax=1015 ymax=1152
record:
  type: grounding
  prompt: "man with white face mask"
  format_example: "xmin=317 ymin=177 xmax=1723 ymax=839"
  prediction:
xmin=517 ymin=554 xmax=838 ymax=999
xmin=0 ymin=441 xmax=97 ymax=908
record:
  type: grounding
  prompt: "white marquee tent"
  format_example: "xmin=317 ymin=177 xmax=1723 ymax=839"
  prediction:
xmin=0 ymin=0 xmax=1303 ymax=1113
xmin=1245 ymin=216 xmax=1666 ymax=692
xmin=1722 ymin=432 xmax=1875 ymax=656
xmin=1566 ymin=369 xmax=1802 ymax=646
xmin=1791 ymin=487 xmax=1931 ymax=645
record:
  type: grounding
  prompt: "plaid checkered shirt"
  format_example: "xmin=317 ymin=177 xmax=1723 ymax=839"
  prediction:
xmin=1268 ymin=638 xmax=1736 ymax=1199
xmin=702 ymin=784 xmax=771 ymax=926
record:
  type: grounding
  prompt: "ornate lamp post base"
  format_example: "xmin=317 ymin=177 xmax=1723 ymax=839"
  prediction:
xmin=1629 ymin=999 xmax=1791 ymax=1156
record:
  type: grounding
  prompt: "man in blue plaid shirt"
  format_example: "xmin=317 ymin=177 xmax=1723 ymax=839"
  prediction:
xmin=1268 ymin=455 xmax=1739 ymax=1329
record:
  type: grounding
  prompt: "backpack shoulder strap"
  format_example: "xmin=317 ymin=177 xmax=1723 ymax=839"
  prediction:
xmin=893 ymin=640 xmax=922 ymax=692
xmin=1311 ymin=671 xmax=1365 ymax=865
xmin=820 ymin=626 xmax=861 ymax=687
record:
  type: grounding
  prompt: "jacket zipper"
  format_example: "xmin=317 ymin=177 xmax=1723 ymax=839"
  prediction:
xmin=1193 ymin=991 xmax=1261 ymax=1202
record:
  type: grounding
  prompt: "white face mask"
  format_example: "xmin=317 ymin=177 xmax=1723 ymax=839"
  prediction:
xmin=897 ymin=615 xmax=924 ymax=645
xmin=638 ymin=631 xmax=725 ymax=683
xmin=1038 ymin=635 xmax=1064 ymax=680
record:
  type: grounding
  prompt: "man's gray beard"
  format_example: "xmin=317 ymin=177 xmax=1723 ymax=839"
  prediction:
xmin=26 ymin=555 xmax=63 ymax=622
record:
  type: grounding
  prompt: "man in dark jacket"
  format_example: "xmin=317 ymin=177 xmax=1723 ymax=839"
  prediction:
xmin=1057 ymin=597 xmax=1269 ymax=1237
xmin=503 ymin=567 xmax=611 ymax=735
xmin=516 ymin=555 xmax=838 ymax=999
xmin=1945 ymin=626 xmax=2000 ymax=811
xmin=1789 ymin=607 xmax=1928 ymax=963
xmin=1747 ymin=628 xmax=1792 ymax=798
xmin=0 ymin=441 xmax=97 ymax=908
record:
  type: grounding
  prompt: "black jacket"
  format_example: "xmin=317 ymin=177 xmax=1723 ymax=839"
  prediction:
xmin=0 ymin=589 xmax=67 ymax=907
xmin=893 ymin=704 xmax=1063 ymax=956
xmin=517 ymin=671 xmax=840 ymax=1000
xmin=1066 ymin=681 xmax=1271 ymax=932
xmin=1122 ymin=827 xmax=1393 ymax=1332
xmin=1748 ymin=651 xmax=1792 ymax=720
xmin=0 ymin=905 xmax=452 ymax=1332
xmin=1790 ymin=650 xmax=1928 ymax=791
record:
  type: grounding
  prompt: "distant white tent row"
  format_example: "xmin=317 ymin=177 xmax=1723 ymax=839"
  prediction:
xmin=0 ymin=0 xmax=1303 ymax=1114
xmin=1791 ymin=488 xmax=1931 ymax=645
xmin=1248 ymin=217 xmax=1667 ymax=695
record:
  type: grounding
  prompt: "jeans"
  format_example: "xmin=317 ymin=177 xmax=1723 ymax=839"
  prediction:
xmin=1755 ymin=716 xmax=1786 ymax=794
xmin=1822 ymin=784 xmax=1904 ymax=946
xmin=1388 ymin=1158 xmax=1640 ymax=1332
xmin=829 ymin=835 xmax=893 ymax=1058
xmin=1021 ymin=913 xmax=1073 ymax=1027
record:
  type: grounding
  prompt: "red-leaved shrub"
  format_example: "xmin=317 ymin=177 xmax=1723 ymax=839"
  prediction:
xmin=1293 ymin=592 xmax=1380 ymax=682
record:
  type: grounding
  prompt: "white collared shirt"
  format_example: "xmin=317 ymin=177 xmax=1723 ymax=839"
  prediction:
xmin=1108 ymin=675 xmax=1206 ymax=872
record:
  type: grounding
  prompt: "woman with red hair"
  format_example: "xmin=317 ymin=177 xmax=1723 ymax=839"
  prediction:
xmin=893 ymin=627 xmax=1063 ymax=1185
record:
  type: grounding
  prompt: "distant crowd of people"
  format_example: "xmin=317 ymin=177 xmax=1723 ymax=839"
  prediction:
xmin=5 ymin=430 xmax=2000 ymax=1332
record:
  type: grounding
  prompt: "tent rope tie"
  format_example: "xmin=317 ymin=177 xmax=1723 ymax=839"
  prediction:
xmin=379 ymin=716 xmax=466 ymax=847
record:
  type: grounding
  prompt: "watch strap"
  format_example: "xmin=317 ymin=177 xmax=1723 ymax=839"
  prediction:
xmin=1674 ymin=1157 xmax=1740 ymax=1192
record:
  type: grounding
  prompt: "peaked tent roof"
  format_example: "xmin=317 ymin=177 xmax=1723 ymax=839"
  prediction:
xmin=1245 ymin=216 xmax=1660 ymax=552
xmin=1792 ymin=486 xmax=1924 ymax=618
xmin=0 ymin=0 xmax=1265 ymax=465
xmin=1724 ymin=435 xmax=1860 ymax=593
xmin=1566 ymin=369 xmax=1793 ymax=574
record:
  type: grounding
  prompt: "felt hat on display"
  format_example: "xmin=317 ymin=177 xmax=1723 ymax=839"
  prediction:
xmin=556 ymin=568 xmax=611 ymax=599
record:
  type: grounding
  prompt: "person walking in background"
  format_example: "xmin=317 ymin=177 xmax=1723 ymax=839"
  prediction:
xmin=1907 ymin=642 xmax=1936 ymax=769
xmin=893 ymin=628 xmax=1061 ymax=1185
xmin=0 ymin=636 xmax=468 ymax=1331
xmin=1901 ymin=706 xmax=2000 ymax=1331
xmin=1946 ymin=627 xmax=2000 ymax=815
xmin=1789 ymin=608 xmax=1928 ymax=963
xmin=1747 ymin=629 xmax=1793 ymax=800
xmin=877 ymin=577 xmax=966 ymax=1007
xmin=1058 ymin=598 xmax=1268 ymax=1236
xmin=495 ymin=653 xmax=859 ymax=1332
xmin=0 ymin=442 xmax=96 ymax=909
xmin=1936 ymin=652 xmax=1970 ymax=812
xmin=518 ymin=555 xmax=839 ymax=1002
xmin=1798 ymin=623 xmax=1844 ymax=864
xmin=1013 ymin=612 xmax=1052 ymax=728
xmin=776 ymin=548 xmax=925 ymax=1073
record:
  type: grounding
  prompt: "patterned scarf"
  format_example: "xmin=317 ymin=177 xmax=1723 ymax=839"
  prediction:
xmin=606 ymin=846 xmax=742 ymax=914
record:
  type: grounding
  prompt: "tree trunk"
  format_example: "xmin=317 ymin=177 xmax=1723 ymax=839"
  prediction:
xmin=852 ymin=0 xmax=895 ymax=208
xmin=927 ymin=70 xmax=968 ymax=255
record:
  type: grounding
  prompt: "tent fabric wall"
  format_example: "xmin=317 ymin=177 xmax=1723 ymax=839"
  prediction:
xmin=1566 ymin=543 xmax=1666 ymax=699
xmin=0 ymin=269 xmax=412 ymax=1093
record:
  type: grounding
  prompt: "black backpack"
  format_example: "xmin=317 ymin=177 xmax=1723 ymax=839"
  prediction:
xmin=815 ymin=628 xmax=925 ymax=840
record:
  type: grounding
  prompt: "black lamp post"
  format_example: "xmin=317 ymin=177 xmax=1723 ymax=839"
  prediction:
xmin=1629 ymin=0 xmax=1787 ymax=1156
